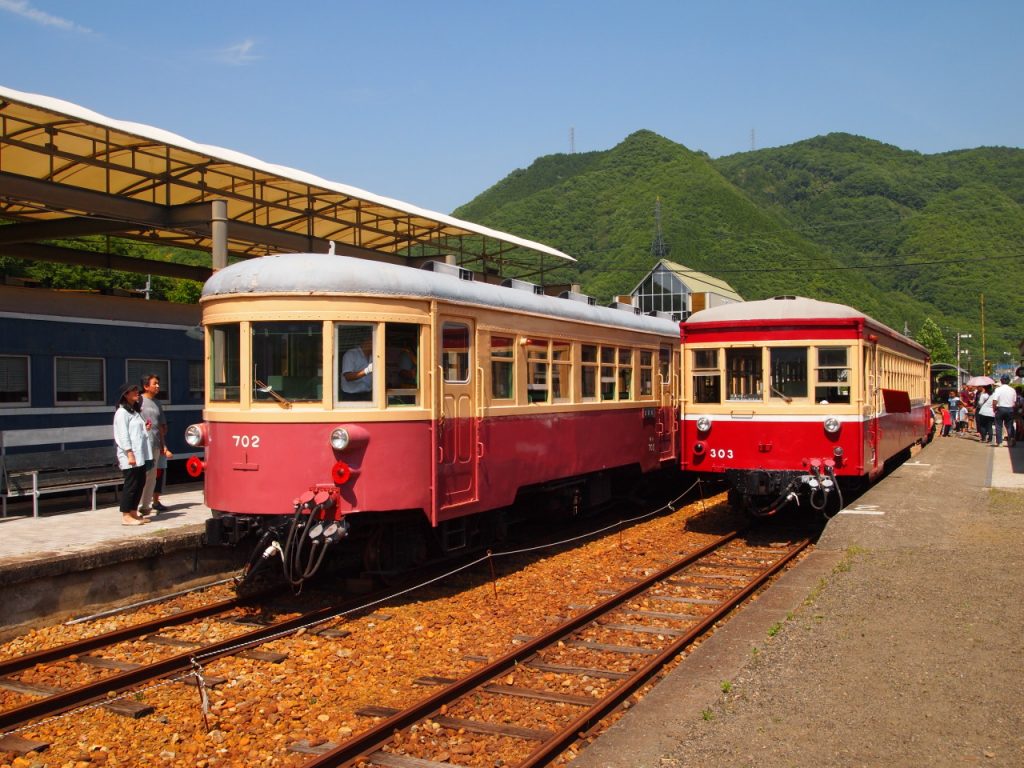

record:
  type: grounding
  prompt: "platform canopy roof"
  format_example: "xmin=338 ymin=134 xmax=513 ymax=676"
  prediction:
xmin=0 ymin=85 xmax=573 ymax=283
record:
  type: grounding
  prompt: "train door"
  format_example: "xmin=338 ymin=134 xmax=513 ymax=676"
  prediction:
xmin=864 ymin=343 xmax=881 ymax=473
xmin=656 ymin=343 xmax=678 ymax=461
xmin=435 ymin=318 xmax=478 ymax=511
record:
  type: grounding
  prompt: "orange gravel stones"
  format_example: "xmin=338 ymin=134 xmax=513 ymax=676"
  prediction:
xmin=0 ymin=494 xmax=733 ymax=767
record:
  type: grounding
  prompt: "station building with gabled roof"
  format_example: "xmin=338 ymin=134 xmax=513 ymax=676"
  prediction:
xmin=626 ymin=258 xmax=742 ymax=321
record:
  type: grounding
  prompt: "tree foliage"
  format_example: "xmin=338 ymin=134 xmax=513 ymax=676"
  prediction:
xmin=455 ymin=130 xmax=1024 ymax=370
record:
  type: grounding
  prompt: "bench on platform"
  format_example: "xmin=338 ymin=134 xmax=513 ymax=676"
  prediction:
xmin=1 ymin=425 xmax=122 ymax=518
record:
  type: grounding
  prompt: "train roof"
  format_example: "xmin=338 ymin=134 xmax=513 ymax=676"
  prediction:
xmin=0 ymin=283 xmax=200 ymax=329
xmin=685 ymin=295 xmax=927 ymax=352
xmin=203 ymin=254 xmax=681 ymax=337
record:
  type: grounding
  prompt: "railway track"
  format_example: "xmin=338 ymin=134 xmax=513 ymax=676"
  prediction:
xmin=289 ymin=530 xmax=810 ymax=768
xmin=0 ymin=588 xmax=357 ymax=737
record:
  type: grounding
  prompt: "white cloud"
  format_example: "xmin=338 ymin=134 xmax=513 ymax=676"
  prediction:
xmin=0 ymin=0 xmax=93 ymax=33
xmin=218 ymin=39 xmax=261 ymax=66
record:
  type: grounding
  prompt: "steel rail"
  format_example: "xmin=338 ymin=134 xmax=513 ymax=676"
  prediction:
xmin=517 ymin=537 xmax=810 ymax=768
xmin=298 ymin=530 xmax=746 ymax=768
xmin=0 ymin=596 xmax=353 ymax=733
xmin=0 ymin=594 xmax=252 ymax=678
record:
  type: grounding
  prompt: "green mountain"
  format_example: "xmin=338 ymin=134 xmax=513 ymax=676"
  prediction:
xmin=454 ymin=130 xmax=1023 ymax=366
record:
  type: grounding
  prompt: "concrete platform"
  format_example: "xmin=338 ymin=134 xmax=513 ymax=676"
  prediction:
xmin=574 ymin=435 xmax=1024 ymax=768
xmin=0 ymin=482 xmax=247 ymax=638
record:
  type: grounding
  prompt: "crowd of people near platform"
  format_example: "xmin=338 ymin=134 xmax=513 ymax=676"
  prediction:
xmin=935 ymin=367 xmax=1024 ymax=448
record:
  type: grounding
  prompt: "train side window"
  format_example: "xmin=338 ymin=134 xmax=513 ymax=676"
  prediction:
xmin=210 ymin=324 xmax=241 ymax=402
xmin=659 ymin=345 xmax=672 ymax=387
xmin=442 ymin=322 xmax=471 ymax=383
xmin=552 ymin=340 xmax=571 ymax=403
xmin=600 ymin=346 xmax=616 ymax=401
xmin=726 ymin=348 xmax=763 ymax=402
xmin=490 ymin=336 xmax=514 ymax=401
xmin=385 ymin=323 xmax=420 ymax=407
xmin=693 ymin=348 xmax=721 ymax=404
xmin=0 ymin=355 xmax=30 ymax=406
xmin=640 ymin=350 xmax=654 ymax=397
xmin=526 ymin=338 xmax=549 ymax=403
xmin=617 ymin=348 xmax=633 ymax=400
xmin=770 ymin=347 xmax=807 ymax=400
xmin=253 ymin=321 xmax=323 ymax=403
xmin=127 ymin=359 xmax=170 ymax=402
xmin=581 ymin=344 xmax=598 ymax=401
xmin=816 ymin=347 xmax=851 ymax=404
xmin=55 ymin=356 xmax=105 ymax=405
xmin=336 ymin=323 xmax=375 ymax=405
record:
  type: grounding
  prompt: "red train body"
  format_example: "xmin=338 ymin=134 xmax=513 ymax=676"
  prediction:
xmin=189 ymin=254 xmax=680 ymax=582
xmin=679 ymin=296 xmax=931 ymax=515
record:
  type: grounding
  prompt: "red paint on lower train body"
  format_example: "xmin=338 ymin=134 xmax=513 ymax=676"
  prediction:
xmin=203 ymin=405 xmax=671 ymax=523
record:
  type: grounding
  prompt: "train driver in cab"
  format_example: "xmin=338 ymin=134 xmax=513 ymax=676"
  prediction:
xmin=341 ymin=333 xmax=374 ymax=401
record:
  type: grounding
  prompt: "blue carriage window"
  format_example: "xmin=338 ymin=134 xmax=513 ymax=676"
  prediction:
xmin=0 ymin=355 xmax=30 ymax=406
xmin=55 ymin=356 xmax=105 ymax=405
xmin=127 ymin=359 xmax=170 ymax=402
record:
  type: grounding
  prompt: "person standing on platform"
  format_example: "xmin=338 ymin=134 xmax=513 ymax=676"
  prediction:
xmin=138 ymin=374 xmax=172 ymax=515
xmin=940 ymin=404 xmax=953 ymax=437
xmin=975 ymin=384 xmax=995 ymax=444
xmin=991 ymin=375 xmax=1017 ymax=447
xmin=113 ymin=383 xmax=152 ymax=525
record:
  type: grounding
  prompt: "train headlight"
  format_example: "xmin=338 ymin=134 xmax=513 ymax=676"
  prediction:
xmin=696 ymin=416 xmax=712 ymax=433
xmin=823 ymin=417 xmax=841 ymax=434
xmin=185 ymin=424 xmax=206 ymax=447
xmin=330 ymin=427 xmax=351 ymax=451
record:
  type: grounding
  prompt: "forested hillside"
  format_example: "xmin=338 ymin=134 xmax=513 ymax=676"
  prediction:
xmin=455 ymin=131 xmax=1023 ymax=364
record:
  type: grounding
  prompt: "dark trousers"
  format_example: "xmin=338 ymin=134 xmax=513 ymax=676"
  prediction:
xmin=121 ymin=465 xmax=148 ymax=512
xmin=976 ymin=413 xmax=994 ymax=442
xmin=994 ymin=407 xmax=1015 ymax=446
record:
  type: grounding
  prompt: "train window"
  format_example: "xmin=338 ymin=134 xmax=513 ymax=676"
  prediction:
xmin=385 ymin=323 xmax=420 ymax=407
xmin=726 ymin=348 xmax=763 ymax=402
xmin=600 ymin=346 xmax=616 ymax=401
xmin=442 ymin=322 xmax=471 ymax=383
xmin=253 ymin=322 xmax=323 ymax=403
xmin=336 ymin=323 xmax=375 ymax=405
xmin=640 ymin=350 xmax=654 ymax=397
xmin=526 ymin=338 xmax=549 ymax=403
xmin=552 ymin=340 xmax=571 ymax=403
xmin=659 ymin=345 xmax=672 ymax=388
xmin=210 ymin=324 xmax=240 ymax=402
xmin=770 ymin=347 xmax=807 ymax=400
xmin=617 ymin=348 xmax=633 ymax=400
xmin=127 ymin=360 xmax=170 ymax=402
xmin=55 ymin=357 xmax=105 ymax=405
xmin=693 ymin=348 xmax=721 ymax=404
xmin=581 ymin=344 xmax=598 ymax=401
xmin=188 ymin=361 xmax=204 ymax=399
xmin=490 ymin=336 xmax=514 ymax=400
xmin=815 ymin=347 xmax=851 ymax=404
xmin=0 ymin=355 xmax=29 ymax=406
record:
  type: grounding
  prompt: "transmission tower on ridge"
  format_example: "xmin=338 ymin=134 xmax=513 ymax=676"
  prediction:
xmin=569 ymin=126 xmax=575 ymax=154
xmin=650 ymin=197 xmax=670 ymax=260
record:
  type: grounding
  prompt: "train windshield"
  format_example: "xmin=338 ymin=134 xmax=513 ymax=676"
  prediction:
xmin=252 ymin=321 xmax=323 ymax=402
xmin=770 ymin=347 xmax=807 ymax=400
xmin=815 ymin=347 xmax=851 ymax=404
xmin=726 ymin=349 xmax=762 ymax=401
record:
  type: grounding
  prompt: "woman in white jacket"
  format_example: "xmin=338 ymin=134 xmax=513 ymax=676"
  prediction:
xmin=113 ymin=383 xmax=153 ymax=525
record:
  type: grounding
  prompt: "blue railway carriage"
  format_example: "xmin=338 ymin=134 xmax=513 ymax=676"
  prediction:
xmin=0 ymin=284 xmax=203 ymax=461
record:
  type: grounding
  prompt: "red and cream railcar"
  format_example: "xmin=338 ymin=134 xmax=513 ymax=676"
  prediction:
xmin=679 ymin=296 xmax=931 ymax=516
xmin=189 ymin=254 xmax=680 ymax=581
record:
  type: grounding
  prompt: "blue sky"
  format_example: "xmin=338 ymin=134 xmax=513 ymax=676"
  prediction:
xmin=1 ymin=0 xmax=1020 ymax=214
